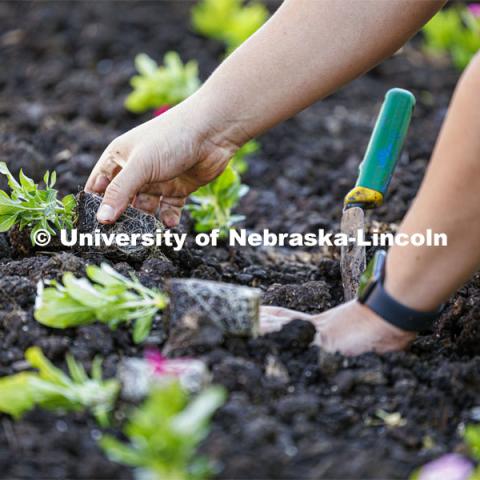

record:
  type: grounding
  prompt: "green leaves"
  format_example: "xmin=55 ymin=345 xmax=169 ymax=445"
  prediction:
xmin=465 ymin=425 xmax=480 ymax=461
xmin=100 ymin=381 xmax=226 ymax=480
xmin=186 ymin=165 xmax=248 ymax=238
xmin=0 ymin=373 xmax=38 ymax=418
xmin=125 ymin=52 xmax=201 ymax=113
xmin=0 ymin=161 xmax=76 ymax=245
xmin=0 ymin=347 xmax=119 ymax=427
xmin=423 ymin=7 xmax=480 ymax=70
xmin=230 ymin=139 xmax=259 ymax=175
xmin=192 ymin=0 xmax=268 ymax=54
xmin=34 ymin=263 xmax=168 ymax=343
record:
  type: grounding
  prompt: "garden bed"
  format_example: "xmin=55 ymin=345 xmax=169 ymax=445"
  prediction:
xmin=0 ymin=2 xmax=478 ymax=479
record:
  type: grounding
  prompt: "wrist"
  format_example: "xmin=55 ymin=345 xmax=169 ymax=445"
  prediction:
xmin=161 ymin=93 xmax=247 ymax=183
xmin=384 ymin=248 xmax=443 ymax=312
xmin=359 ymin=250 xmax=442 ymax=332
xmin=186 ymin=86 xmax=253 ymax=153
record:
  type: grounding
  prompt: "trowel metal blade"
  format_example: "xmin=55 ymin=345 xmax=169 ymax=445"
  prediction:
xmin=340 ymin=206 xmax=366 ymax=301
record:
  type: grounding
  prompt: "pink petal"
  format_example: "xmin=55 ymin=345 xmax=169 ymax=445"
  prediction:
xmin=145 ymin=349 xmax=194 ymax=377
xmin=468 ymin=4 xmax=480 ymax=17
xmin=419 ymin=454 xmax=474 ymax=480
xmin=145 ymin=349 xmax=167 ymax=373
xmin=153 ymin=105 xmax=171 ymax=117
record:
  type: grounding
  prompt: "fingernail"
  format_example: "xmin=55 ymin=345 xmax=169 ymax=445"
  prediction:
xmin=97 ymin=204 xmax=115 ymax=223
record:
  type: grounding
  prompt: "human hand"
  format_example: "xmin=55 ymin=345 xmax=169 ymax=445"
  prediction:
xmin=85 ymin=98 xmax=242 ymax=227
xmin=260 ymin=301 xmax=415 ymax=356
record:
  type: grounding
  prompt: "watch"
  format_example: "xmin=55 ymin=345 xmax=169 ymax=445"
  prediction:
xmin=357 ymin=250 xmax=442 ymax=332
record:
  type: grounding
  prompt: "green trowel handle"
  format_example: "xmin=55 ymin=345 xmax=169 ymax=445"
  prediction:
xmin=356 ymin=88 xmax=416 ymax=197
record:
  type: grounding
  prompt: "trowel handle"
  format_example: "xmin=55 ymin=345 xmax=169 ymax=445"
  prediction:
xmin=345 ymin=88 xmax=415 ymax=209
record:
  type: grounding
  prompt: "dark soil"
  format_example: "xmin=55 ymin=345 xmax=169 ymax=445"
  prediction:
xmin=0 ymin=2 xmax=476 ymax=480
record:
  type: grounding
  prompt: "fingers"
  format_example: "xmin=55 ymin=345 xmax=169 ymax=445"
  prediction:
xmin=260 ymin=306 xmax=312 ymax=320
xmin=259 ymin=306 xmax=312 ymax=335
xmin=259 ymin=314 xmax=289 ymax=335
xmin=139 ymin=182 xmax=186 ymax=227
xmin=85 ymin=124 xmax=198 ymax=226
xmin=136 ymin=181 xmax=186 ymax=226
xmin=158 ymin=196 xmax=186 ymax=228
xmin=97 ymin=158 xmax=146 ymax=224
xmin=132 ymin=192 xmax=185 ymax=227
xmin=85 ymin=174 xmax=110 ymax=194
xmin=85 ymin=142 xmax=126 ymax=194
xmin=101 ymin=186 xmax=183 ymax=226
xmin=133 ymin=193 xmax=160 ymax=215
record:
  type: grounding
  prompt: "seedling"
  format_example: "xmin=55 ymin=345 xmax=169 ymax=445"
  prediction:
xmin=423 ymin=6 xmax=480 ymax=70
xmin=0 ymin=347 xmax=119 ymax=427
xmin=186 ymin=165 xmax=248 ymax=237
xmin=230 ymin=139 xmax=259 ymax=175
xmin=0 ymin=162 xmax=76 ymax=245
xmin=192 ymin=0 xmax=269 ymax=54
xmin=34 ymin=263 xmax=168 ymax=344
xmin=167 ymin=278 xmax=261 ymax=337
xmin=100 ymin=381 xmax=226 ymax=480
xmin=125 ymin=52 xmax=201 ymax=113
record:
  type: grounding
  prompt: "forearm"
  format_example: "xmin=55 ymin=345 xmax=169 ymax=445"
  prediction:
xmin=192 ymin=0 xmax=444 ymax=144
xmin=386 ymin=54 xmax=480 ymax=311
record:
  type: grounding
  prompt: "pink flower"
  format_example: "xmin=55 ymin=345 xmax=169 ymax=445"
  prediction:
xmin=468 ymin=3 xmax=480 ymax=17
xmin=418 ymin=454 xmax=474 ymax=480
xmin=142 ymin=350 xmax=209 ymax=393
xmin=153 ymin=105 xmax=171 ymax=117
xmin=145 ymin=349 xmax=193 ymax=376
xmin=145 ymin=349 xmax=168 ymax=374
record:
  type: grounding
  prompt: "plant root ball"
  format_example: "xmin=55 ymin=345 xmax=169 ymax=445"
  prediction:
xmin=167 ymin=278 xmax=261 ymax=337
xmin=75 ymin=191 xmax=170 ymax=262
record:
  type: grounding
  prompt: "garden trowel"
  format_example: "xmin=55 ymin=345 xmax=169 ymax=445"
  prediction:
xmin=341 ymin=88 xmax=416 ymax=301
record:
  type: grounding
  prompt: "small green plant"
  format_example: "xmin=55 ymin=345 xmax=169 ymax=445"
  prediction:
xmin=125 ymin=52 xmax=201 ymax=113
xmin=100 ymin=381 xmax=226 ymax=480
xmin=0 ymin=347 xmax=119 ymax=427
xmin=423 ymin=6 xmax=480 ymax=70
xmin=0 ymin=162 xmax=76 ymax=245
xmin=465 ymin=425 xmax=480 ymax=478
xmin=186 ymin=165 xmax=248 ymax=237
xmin=230 ymin=139 xmax=259 ymax=175
xmin=34 ymin=263 xmax=168 ymax=344
xmin=192 ymin=0 xmax=268 ymax=54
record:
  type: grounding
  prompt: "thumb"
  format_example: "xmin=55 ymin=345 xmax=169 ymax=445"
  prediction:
xmin=96 ymin=160 xmax=146 ymax=224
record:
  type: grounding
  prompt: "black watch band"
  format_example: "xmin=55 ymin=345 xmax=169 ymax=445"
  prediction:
xmin=360 ymin=279 xmax=442 ymax=332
